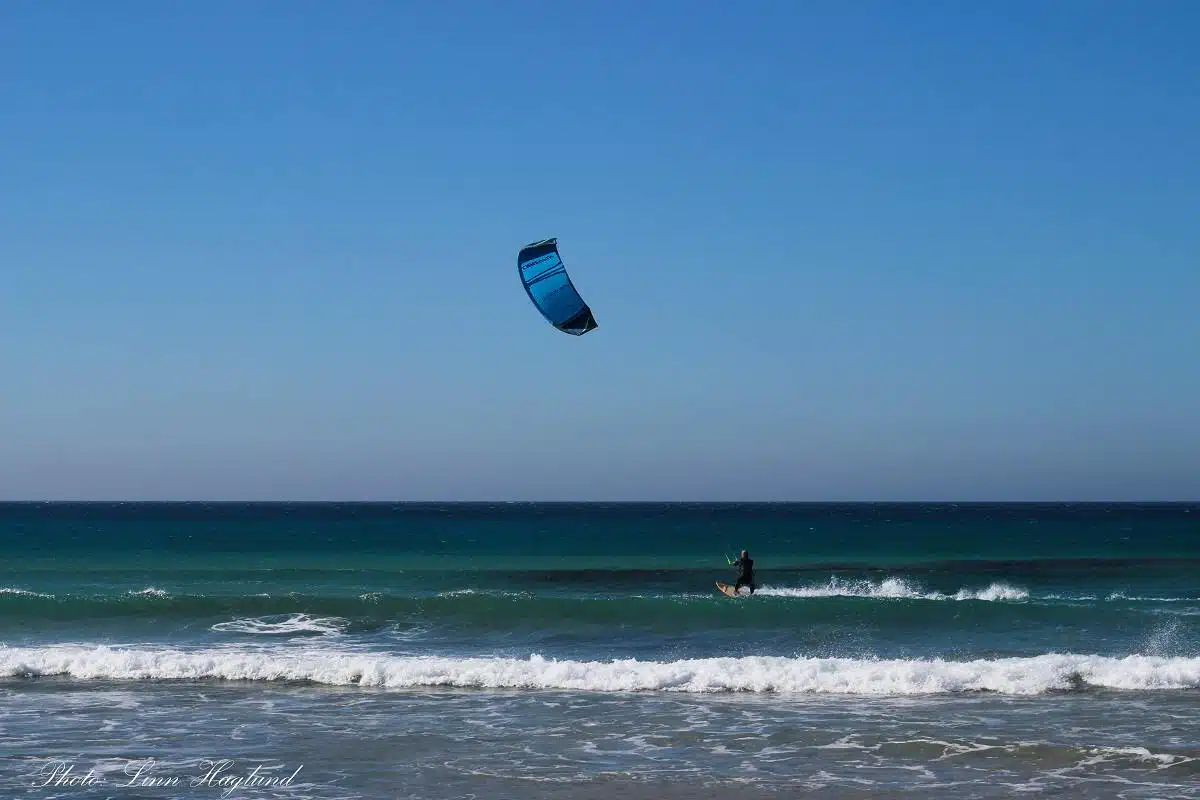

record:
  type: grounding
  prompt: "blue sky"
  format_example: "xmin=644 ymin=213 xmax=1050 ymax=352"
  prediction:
xmin=2 ymin=0 xmax=1197 ymax=501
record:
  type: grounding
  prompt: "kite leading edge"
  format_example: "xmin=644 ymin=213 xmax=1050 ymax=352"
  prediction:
xmin=516 ymin=238 xmax=598 ymax=336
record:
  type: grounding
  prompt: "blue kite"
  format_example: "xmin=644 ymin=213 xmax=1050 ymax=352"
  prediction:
xmin=516 ymin=238 xmax=598 ymax=336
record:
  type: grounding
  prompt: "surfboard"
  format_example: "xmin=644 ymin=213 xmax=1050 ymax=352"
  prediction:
xmin=716 ymin=581 xmax=743 ymax=598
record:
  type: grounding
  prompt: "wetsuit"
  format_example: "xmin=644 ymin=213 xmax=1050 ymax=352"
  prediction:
xmin=733 ymin=555 xmax=755 ymax=594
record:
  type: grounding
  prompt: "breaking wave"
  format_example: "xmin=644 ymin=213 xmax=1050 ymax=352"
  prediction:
xmin=757 ymin=578 xmax=1029 ymax=601
xmin=2 ymin=645 xmax=1197 ymax=695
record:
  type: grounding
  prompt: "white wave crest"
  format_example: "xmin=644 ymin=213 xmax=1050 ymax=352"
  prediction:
xmin=1 ymin=646 xmax=1196 ymax=695
xmin=954 ymin=583 xmax=1029 ymax=601
xmin=0 ymin=587 xmax=54 ymax=598
xmin=128 ymin=587 xmax=170 ymax=598
xmin=758 ymin=578 xmax=1029 ymax=602
xmin=210 ymin=614 xmax=348 ymax=636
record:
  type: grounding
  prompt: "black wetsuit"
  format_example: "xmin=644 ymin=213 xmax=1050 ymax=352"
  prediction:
xmin=733 ymin=556 xmax=755 ymax=594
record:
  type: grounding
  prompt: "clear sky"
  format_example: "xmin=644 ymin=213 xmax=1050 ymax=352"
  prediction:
xmin=2 ymin=0 xmax=1198 ymax=501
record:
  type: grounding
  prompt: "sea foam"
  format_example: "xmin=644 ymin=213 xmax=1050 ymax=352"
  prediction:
xmin=2 ymin=645 xmax=1196 ymax=695
xmin=757 ymin=578 xmax=1029 ymax=602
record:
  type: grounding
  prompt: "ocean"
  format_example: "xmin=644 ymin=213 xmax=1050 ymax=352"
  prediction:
xmin=1 ymin=502 xmax=1197 ymax=799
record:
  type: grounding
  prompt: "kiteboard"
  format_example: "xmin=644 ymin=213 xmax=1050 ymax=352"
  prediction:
xmin=715 ymin=582 xmax=745 ymax=598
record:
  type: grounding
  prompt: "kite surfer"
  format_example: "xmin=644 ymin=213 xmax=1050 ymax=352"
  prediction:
xmin=731 ymin=549 xmax=755 ymax=595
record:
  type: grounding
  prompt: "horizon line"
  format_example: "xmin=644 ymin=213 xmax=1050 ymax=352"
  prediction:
xmin=0 ymin=499 xmax=1195 ymax=505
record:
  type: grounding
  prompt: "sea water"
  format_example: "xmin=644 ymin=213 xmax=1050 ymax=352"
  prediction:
xmin=1 ymin=502 xmax=1197 ymax=798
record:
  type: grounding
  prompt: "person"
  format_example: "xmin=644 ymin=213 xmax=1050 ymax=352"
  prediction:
xmin=732 ymin=549 xmax=755 ymax=595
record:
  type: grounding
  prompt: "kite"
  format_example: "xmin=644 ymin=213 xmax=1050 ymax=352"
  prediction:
xmin=516 ymin=238 xmax=598 ymax=336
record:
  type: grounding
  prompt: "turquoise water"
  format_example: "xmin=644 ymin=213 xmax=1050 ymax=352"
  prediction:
xmin=1 ymin=502 xmax=1198 ymax=798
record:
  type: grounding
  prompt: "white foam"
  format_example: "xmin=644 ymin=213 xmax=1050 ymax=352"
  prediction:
xmin=434 ymin=588 xmax=533 ymax=599
xmin=209 ymin=614 xmax=347 ymax=636
xmin=2 ymin=646 xmax=1197 ymax=695
xmin=758 ymin=578 xmax=1029 ymax=602
xmin=954 ymin=584 xmax=1029 ymax=601
xmin=1108 ymin=591 xmax=1198 ymax=602
xmin=0 ymin=587 xmax=54 ymax=598
xmin=1082 ymin=746 xmax=1194 ymax=767
xmin=128 ymin=587 xmax=170 ymax=598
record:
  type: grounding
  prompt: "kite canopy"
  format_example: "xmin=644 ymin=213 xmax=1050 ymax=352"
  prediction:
xmin=517 ymin=238 xmax=598 ymax=336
